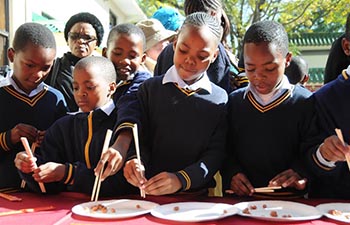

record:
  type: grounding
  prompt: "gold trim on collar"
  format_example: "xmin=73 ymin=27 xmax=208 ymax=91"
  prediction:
xmin=4 ymin=86 xmax=48 ymax=107
xmin=247 ymin=89 xmax=291 ymax=113
xmin=173 ymin=83 xmax=200 ymax=96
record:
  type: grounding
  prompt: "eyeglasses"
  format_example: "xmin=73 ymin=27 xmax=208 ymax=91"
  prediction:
xmin=68 ymin=32 xmax=97 ymax=43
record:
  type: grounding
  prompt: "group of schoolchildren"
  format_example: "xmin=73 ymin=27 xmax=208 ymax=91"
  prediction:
xmin=2 ymin=0 xmax=350 ymax=200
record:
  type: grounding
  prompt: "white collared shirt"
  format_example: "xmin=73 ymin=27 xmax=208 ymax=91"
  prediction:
xmin=243 ymin=75 xmax=294 ymax=105
xmin=162 ymin=65 xmax=212 ymax=93
xmin=2 ymin=75 xmax=47 ymax=97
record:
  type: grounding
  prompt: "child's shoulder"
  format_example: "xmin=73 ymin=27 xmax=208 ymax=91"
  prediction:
xmin=292 ymin=84 xmax=312 ymax=99
xmin=134 ymin=70 xmax=152 ymax=82
xmin=210 ymin=82 xmax=228 ymax=103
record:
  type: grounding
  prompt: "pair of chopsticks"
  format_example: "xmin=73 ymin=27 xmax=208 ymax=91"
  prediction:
xmin=225 ymin=186 xmax=282 ymax=194
xmin=91 ymin=129 xmax=113 ymax=202
xmin=335 ymin=128 xmax=350 ymax=171
xmin=131 ymin=124 xmax=146 ymax=198
xmin=20 ymin=142 xmax=37 ymax=189
xmin=20 ymin=137 xmax=46 ymax=193
xmin=0 ymin=206 xmax=54 ymax=217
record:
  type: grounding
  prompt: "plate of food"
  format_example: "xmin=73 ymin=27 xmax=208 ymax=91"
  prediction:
xmin=71 ymin=199 xmax=159 ymax=219
xmin=234 ymin=200 xmax=322 ymax=222
xmin=150 ymin=201 xmax=238 ymax=222
xmin=316 ymin=202 xmax=350 ymax=223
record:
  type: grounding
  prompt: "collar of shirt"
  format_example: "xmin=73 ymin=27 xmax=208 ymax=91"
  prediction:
xmin=8 ymin=75 xmax=46 ymax=97
xmin=243 ymin=75 xmax=294 ymax=106
xmin=76 ymin=99 xmax=115 ymax=116
xmin=345 ymin=64 xmax=350 ymax=79
xmin=162 ymin=65 xmax=212 ymax=93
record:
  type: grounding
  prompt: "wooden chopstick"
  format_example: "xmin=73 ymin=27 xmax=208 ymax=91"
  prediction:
xmin=0 ymin=192 xmax=22 ymax=202
xmin=20 ymin=137 xmax=46 ymax=193
xmin=335 ymin=128 xmax=350 ymax=171
xmin=0 ymin=206 xmax=54 ymax=217
xmin=225 ymin=186 xmax=282 ymax=194
xmin=132 ymin=124 xmax=146 ymax=198
xmin=21 ymin=142 xmax=37 ymax=189
xmin=91 ymin=129 xmax=113 ymax=202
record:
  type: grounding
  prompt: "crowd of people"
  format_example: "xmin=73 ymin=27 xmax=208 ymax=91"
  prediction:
xmin=1 ymin=0 xmax=350 ymax=200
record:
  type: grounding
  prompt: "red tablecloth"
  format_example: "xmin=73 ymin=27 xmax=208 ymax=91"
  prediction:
xmin=0 ymin=191 xmax=346 ymax=225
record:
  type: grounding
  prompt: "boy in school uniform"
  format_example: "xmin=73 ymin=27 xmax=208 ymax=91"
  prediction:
xmin=222 ymin=21 xmax=319 ymax=197
xmin=15 ymin=56 xmax=137 ymax=196
xmin=0 ymin=22 xmax=67 ymax=189
xmin=123 ymin=12 xmax=227 ymax=196
xmin=306 ymin=64 xmax=350 ymax=199
xmin=93 ymin=24 xmax=152 ymax=179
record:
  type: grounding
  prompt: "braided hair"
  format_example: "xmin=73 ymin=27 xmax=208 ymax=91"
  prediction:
xmin=179 ymin=12 xmax=223 ymax=46
xmin=184 ymin=0 xmax=222 ymax=15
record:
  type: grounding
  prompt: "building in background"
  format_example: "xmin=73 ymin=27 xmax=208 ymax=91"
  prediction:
xmin=0 ymin=0 xmax=146 ymax=65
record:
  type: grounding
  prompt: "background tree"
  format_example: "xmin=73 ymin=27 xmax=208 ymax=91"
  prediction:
xmin=137 ymin=0 xmax=350 ymax=55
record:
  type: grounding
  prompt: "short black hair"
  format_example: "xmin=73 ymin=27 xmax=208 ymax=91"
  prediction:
xmin=13 ymin=22 xmax=56 ymax=51
xmin=243 ymin=20 xmax=289 ymax=56
xmin=180 ymin=12 xmax=223 ymax=46
xmin=106 ymin=23 xmax=146 ymax=52
xmin=64 ymin=12 xmax=104 ymax=47
xmin=74 ymin=56 xmax=116 ymax=83
xmin=345 ymin=13 xmax=350 ymax=40
xmin=285 ymin=56 xmax=308 ymax=85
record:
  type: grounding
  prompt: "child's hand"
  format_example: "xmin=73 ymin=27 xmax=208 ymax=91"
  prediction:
xmin=229 ymin=173 xmax=254 ymax=196
xmin=32 ymin=162 xmax=65 ymax=183
xmin=10 ymin=123 xmax=38 ymax=145
xmin=269 ymin=169 xmax=307 ymax=190
xmin=123 ymin=159 xmax=146 ymax=188
xmin=14 ymin=151 xmax=37 ymax=173
xmin=143 ymin=172 xmax=181 ymax=195
xmin=320 ymin=135 xmax=349 ymax=162
xmin=94 ymin=147 xmax=124 ymax=181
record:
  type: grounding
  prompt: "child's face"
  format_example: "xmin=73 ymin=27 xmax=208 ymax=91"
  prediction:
xmin=173 ymin=25 xmax=218 ymax=84
xmin=244 ymin=42 xmax=291 ymax=94
xmin=67 ymin=22 xmax=98 ymax=58
xmin=73 ymin=65 xmax=115 ymax=112
xmin=7 ymin=42 xmax=56 ymax=94
xmin=103 ymin=33 xmax=146 ymax=81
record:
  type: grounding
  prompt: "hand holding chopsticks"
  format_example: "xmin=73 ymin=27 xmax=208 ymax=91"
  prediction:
xmin=91 ymin=129 xmax=113 ymax=202
xmin=225 ymin=186 xmax=282 ymax=195
xmin=335 ymin=128 xmax=350 ymax=171
xmin=20 ymin=137 xmax=46 ymax=193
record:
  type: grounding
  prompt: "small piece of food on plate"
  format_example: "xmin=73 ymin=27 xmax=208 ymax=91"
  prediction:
xmin=249 ymin=205 xmax=257 ymax=210
xmin=173 ymin=206 xmax=180 ymax=211
xmin=136 ymin=204 xmax=141 ymax=209
xmin=262 ymin=204 xmax=267 ymax=208
xmin=328 ymin=209 xmax=343 ymax=216
xmin=242 ymin=208 xmax=250 ymax=214
xmin=223 ymin=209 xmax=228 ymax=214
xmin=270 ymin=210 xmax=278 ymax=217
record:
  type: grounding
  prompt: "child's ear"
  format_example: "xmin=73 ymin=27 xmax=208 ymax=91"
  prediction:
xmin=211 ymin=48 xmax=219 ymax=63
xmin=7 ymin=48 xmax=15 ymax=62
xmin=102 ymin=47 xmax=108 ymax=57
xmin=285 ymin=52 xmax=292 ymax=67
xmin=108 ymin=82 xmax=117 ymax=97
xmin=140 ymin=53 xmax=147 ymax=65
xmin=301 ymin=74 xmax=309 ymax=85
xmin=342 ymin=37 xmax=350 ymax=56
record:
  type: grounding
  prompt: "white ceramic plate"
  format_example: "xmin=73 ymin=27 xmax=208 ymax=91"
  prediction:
xmin=316 ymin=202 xmax=350 ymax=223
xmin=234 ymin=200 xmax=322 ymax=222
xmin=72 ymin=199 xmax=159 ymax=219
xmin=150 ymin=201 xmax=238 ymax=222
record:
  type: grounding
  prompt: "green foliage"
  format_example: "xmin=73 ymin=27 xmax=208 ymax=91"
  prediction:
xmin=137 ymin=0 xmax=349 ymax=55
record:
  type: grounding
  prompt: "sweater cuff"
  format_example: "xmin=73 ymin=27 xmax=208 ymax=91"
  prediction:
xmin=175 ymin=170 xmax=191 ymax=191
xmin=61 ymin=163 xmax=75 ymax=185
